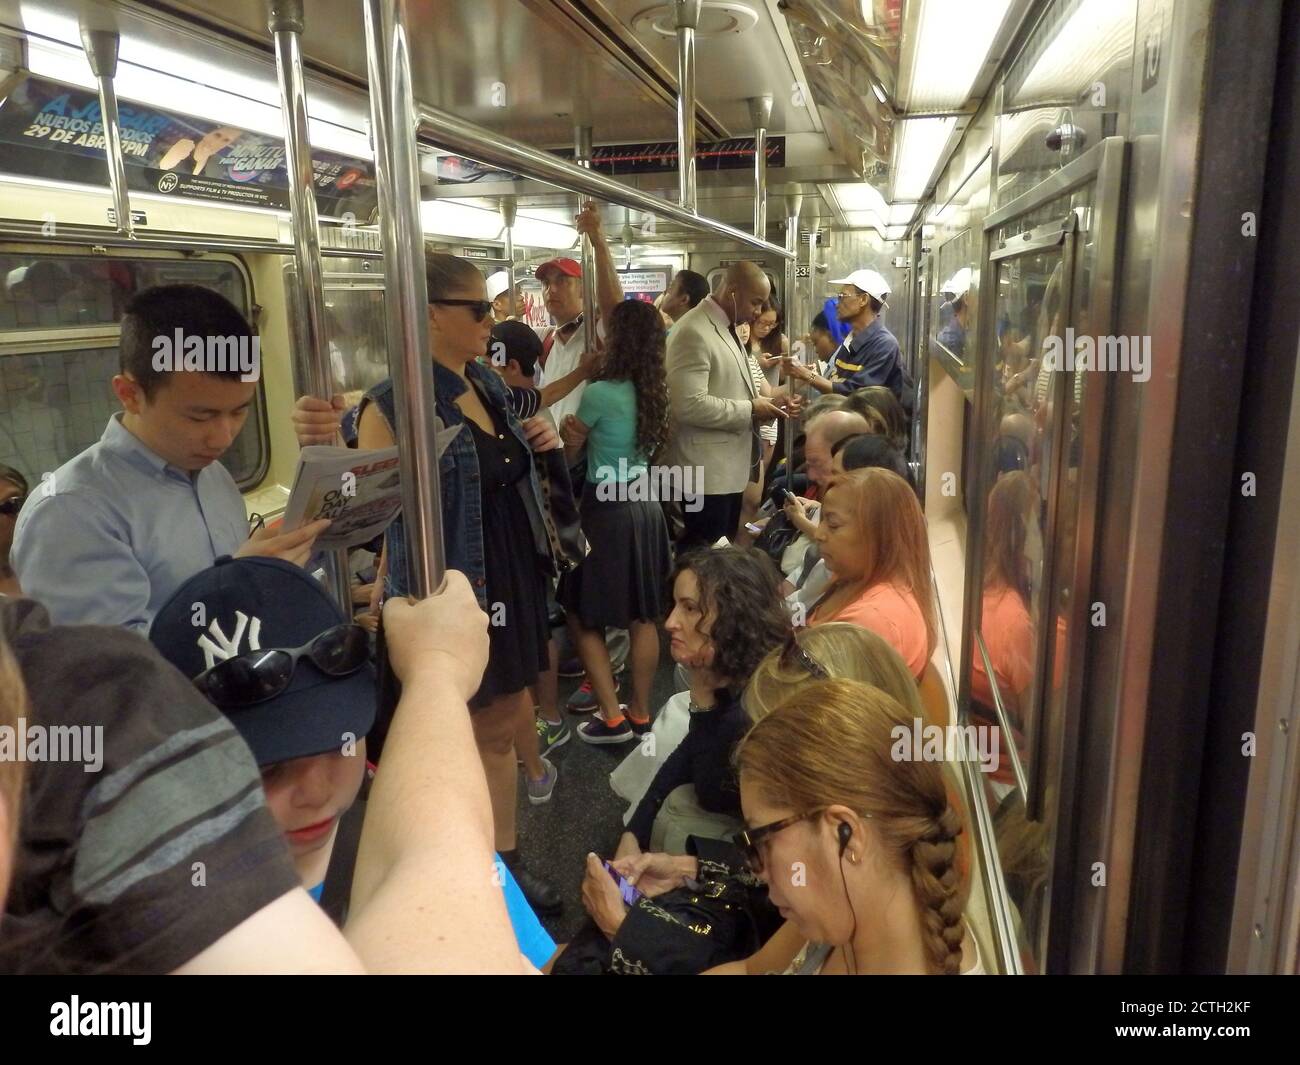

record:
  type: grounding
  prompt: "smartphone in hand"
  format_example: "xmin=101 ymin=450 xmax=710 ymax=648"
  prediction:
xmin=603 ymin=861 xmax=644 ymax=906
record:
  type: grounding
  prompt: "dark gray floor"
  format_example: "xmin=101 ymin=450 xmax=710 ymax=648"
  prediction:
xmin=515 ymin=629 xmax=680 ymax=943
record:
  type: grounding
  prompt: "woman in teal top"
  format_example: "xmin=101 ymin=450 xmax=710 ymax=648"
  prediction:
xmin=559 ymin=299 xmax=673 ymax=745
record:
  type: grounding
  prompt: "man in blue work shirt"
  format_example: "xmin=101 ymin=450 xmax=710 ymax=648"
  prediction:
xmin=788 ymin=268 xmax=914 ymax=416
xmin=13 ymin=284 xmax=329 ymax=631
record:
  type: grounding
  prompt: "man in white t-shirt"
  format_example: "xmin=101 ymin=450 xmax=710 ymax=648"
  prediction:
xmin=534 ymin=203 xmax=623 ymax=427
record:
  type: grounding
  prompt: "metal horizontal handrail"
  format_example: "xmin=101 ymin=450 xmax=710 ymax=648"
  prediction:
xmin=0 ymin=220 xmax=383 ymax=259
xmin=416 ymin=104 xmax=794 ymax=260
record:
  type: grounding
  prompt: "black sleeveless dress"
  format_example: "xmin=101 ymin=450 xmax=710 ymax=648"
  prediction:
xmin=465 ymin=392 xmax=551 ymax=709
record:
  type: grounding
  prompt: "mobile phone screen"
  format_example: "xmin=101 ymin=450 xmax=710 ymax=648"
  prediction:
xmin=604 ymin=861 xmax=643 ymax=906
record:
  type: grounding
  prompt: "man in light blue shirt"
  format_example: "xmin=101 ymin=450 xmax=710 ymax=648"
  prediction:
xmin=13 ymin=284 xmax=327 ymax=631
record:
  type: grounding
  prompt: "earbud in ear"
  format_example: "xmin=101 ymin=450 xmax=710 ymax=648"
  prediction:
xmin=838 ymin=821 xmax=852 ymax=855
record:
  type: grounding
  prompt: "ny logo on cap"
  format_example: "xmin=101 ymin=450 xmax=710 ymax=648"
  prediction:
xmin=198 ymin=610 xmax=263 ymax=671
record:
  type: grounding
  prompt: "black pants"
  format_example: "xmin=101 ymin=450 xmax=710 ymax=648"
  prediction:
xmin=678 ymin=491 xmax=744 ymax=552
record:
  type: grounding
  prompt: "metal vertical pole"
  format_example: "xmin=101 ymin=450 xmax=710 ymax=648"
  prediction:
xmin=574 ymin=124 xmax=598 ymax=354
xmin=674 ymin=0 xmax=702 ymax=213
xmin=269 ymin=0 xmax=353 ymax=614
xmin=79 ymin=28 xmax=133 ymax=237
xmin=748 ymin=95 xmax=773 ymax=239
xmin=363 ymin=0 xmax=446 ymax=596
xmin=783 ymin=190 xmax=803 ymax=475
xmin=500 ymin=195 xmax=517 ymax=317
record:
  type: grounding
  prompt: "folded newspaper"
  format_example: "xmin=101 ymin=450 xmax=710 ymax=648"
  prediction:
xmin=281 ymin=423 xmax=462 ymax=551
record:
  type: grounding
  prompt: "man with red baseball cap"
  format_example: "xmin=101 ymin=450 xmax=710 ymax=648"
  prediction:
xmin=534 ymin=203 xmax=623 ymax=427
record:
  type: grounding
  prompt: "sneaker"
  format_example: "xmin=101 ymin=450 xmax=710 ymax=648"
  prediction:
xmin=526 ymin=757 xmax=558 ymax=805
xmin=577 ymin=711 xmax=636 ymax=745
xmin=567 ymin=677 xmax=617 ymax=714
xmin=536 ymin=715 xmax=571 ymax=754
xmin=558 ymin=656 xmax=584 ymax=679
xmin=626 ymin=712 xmax=652 ymax=737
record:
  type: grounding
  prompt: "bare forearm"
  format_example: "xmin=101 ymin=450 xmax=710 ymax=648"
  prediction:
xmin=539 ymin=364 xmax=589 ymax=408
xmin=590 ymin=233 xmax=623 ymax=321
xmin=346 ymin=663 xmax=520 ymax=972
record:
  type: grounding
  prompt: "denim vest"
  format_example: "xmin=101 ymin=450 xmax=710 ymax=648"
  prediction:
xmin=363 ymin=359 xmax=554 ymax=607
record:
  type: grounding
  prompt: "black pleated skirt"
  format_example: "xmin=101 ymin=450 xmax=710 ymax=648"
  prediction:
xmin=558 ymin=487 xmax=672 ymax=630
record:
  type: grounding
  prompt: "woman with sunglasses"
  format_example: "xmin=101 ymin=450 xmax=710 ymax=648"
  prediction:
xmin=0 ymin=465 xmax=28 ymax=598
xmin=716 ymin=678 xmax=982 ymax=975
xmin=354 ymin=252 xmax=563 ymax=913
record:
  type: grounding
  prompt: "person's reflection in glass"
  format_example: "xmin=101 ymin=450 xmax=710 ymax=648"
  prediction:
xmin=972 ymin=471 xmax=1037 ymax=801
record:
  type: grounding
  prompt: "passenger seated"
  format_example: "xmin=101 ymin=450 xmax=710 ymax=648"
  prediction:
xmin=11 ymin=284 xmax=328 ymax=630
xmin=0 ymin=465 xmax=27 ymax=597
xmin=607 ymin=547 xmax=790 ymax=860
xmin=844 ymin=385 xmax=910 ymax=459
xmin=581 ymin=628 xmax=971 ymax=974
xmin=711 ymin=677 xmax=983 ymax=974
xmin=810 ymin=467 xmax=937 ymax=678
xmin=148 ymin=555 xmax=556 ymax=968
xmin=0 ymin=572 xmax=534 ymax=973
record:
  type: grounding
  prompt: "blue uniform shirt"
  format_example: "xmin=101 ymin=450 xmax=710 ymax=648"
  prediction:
xmin=828 ymin=317 xmax=910 ymax=405
xmin=12 ymin=414 xmax=248 ymax=631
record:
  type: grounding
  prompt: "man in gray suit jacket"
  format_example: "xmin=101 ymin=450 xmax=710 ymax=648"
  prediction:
xmin=665 ymin=261 xmax=794 ymax=548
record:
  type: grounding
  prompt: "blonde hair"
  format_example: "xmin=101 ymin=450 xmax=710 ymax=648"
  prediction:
xmin=743 ymin=623 xmax=920 ymax=724
xmin=820 ymin=467 xmax=937 ymax=657
xmin=0 ymin=635 xmax=24 ymax=844
xmin=736 ymin=678 xmax=965 ymax=974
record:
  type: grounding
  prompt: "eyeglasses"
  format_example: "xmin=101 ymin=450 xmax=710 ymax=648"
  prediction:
xmin=733 ymin=811 xmax=823 ymax=874
xmin=780 ymin=632 xmax=829 ymax=679
xmin=431 ymin=298 xmax=494 ymax=322
xmin=0 ymin=496 xmax=24 ymax=517
xmin=191 ymin=622 xmax=370 ymax=708
xmin=836 ymin=290 xmax=865 ymax=302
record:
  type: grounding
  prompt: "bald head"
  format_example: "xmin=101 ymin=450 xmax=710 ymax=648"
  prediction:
xmin=717 ymin=260 xmax=771 ymax=325
xmin=804 ymin=410 xmax=873 ymax=487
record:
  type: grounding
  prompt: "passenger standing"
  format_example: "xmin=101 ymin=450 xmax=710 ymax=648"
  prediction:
xmin=658 ymin=269 xmax=710 ymax=328
xmin=557 ymin=299 xmax=674 ymax=744
xmin=11 ymin=284 xmax=328 ymax=630
xmin=0 ymin=465 xmax=27 ymax=597
xmin=664 ymin=261 xmax=791 ymax=549
xmin=487 ymin=270 xmax=524 ymax=323
xmin=786 ymin=269 xmax=913 ymax=414
xmin=810 ymin=467 xmax=936 ymax=678
xmin=534 ymin=202 xmax=624 ymax=430
xmin=353 ymin=252 xmax=562 ymax=913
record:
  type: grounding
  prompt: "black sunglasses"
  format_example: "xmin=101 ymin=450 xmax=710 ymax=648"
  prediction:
xmin=732 ymin=811 xmax=823 ymax=875
xmin=191 ymin=622 xmax=370 ymax=708
xmin=0 ymin=496 xmax=24 ymax=517
xmin=431 ymin=298 xmax=494 ymax=322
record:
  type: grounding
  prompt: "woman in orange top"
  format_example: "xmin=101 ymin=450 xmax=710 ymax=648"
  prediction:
xmin=809 ymin=467 xmax=936 ymax=679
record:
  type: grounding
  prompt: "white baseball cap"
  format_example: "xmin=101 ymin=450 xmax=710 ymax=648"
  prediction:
xmin=942 ymin=267 xmax=972 ymax=301
xmin=829 ymin=268 xmax=890 ymax=307
xmin=486 ymin=270 xmax=514 ymax=301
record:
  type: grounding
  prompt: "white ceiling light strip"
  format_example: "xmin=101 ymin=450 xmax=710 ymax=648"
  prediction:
xmin=904 ymin=0 xmax=1014 ymax=110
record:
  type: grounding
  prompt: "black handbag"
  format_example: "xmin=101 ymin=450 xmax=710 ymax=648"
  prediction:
xmin=535 ymin=446 xmax=587 ymax=573
xmin=753 ymin=511 xmax=801 ymax=564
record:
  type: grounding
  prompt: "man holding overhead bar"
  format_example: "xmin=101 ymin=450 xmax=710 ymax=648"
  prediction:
xmin=12 ymin=284 xmax=329 ymax=632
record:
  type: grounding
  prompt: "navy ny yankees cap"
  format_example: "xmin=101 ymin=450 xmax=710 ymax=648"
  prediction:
xmin=149 ymin=556 xmax=376 ymax=767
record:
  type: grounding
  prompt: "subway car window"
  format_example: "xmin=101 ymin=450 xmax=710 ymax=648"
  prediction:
xmin=0 ymin=254 xmax=266 ymax=488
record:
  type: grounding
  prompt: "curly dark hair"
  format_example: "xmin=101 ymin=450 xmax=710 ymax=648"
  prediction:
xmin=672 ymin=546 xmax=791 ymax=695
xmin=595 ymin=299 xmax=670 ymax=461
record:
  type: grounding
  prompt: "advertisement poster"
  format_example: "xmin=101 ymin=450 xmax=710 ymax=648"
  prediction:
xmin=434 ymin=136 xmax=785 ymax=185
xmin=0 ymin=74 xmax=377 ymax=219
xmin=617 ymin=268 xmax=671 ymax=303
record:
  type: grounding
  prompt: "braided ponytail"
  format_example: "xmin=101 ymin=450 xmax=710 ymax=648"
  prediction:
xmin=909 ymin=805 xmax=965 ymax=974
xmin=735 ymin=677 xmax=970 ymax=975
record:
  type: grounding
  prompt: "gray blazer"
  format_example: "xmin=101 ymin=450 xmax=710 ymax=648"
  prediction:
xmin=664 ymin=299 xmax=759 ymax=497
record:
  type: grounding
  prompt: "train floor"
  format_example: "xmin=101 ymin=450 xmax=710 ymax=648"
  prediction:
xmin=516 ymin=628 xmax=681 ymax=945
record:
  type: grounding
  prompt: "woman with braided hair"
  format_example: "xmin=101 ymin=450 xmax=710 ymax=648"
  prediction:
xmin=707 ymin=677 xmax=983 ymax=974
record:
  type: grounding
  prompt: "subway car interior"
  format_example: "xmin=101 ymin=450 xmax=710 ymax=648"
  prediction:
xmin=0 ymin=0 xmax=1298 ymax=980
